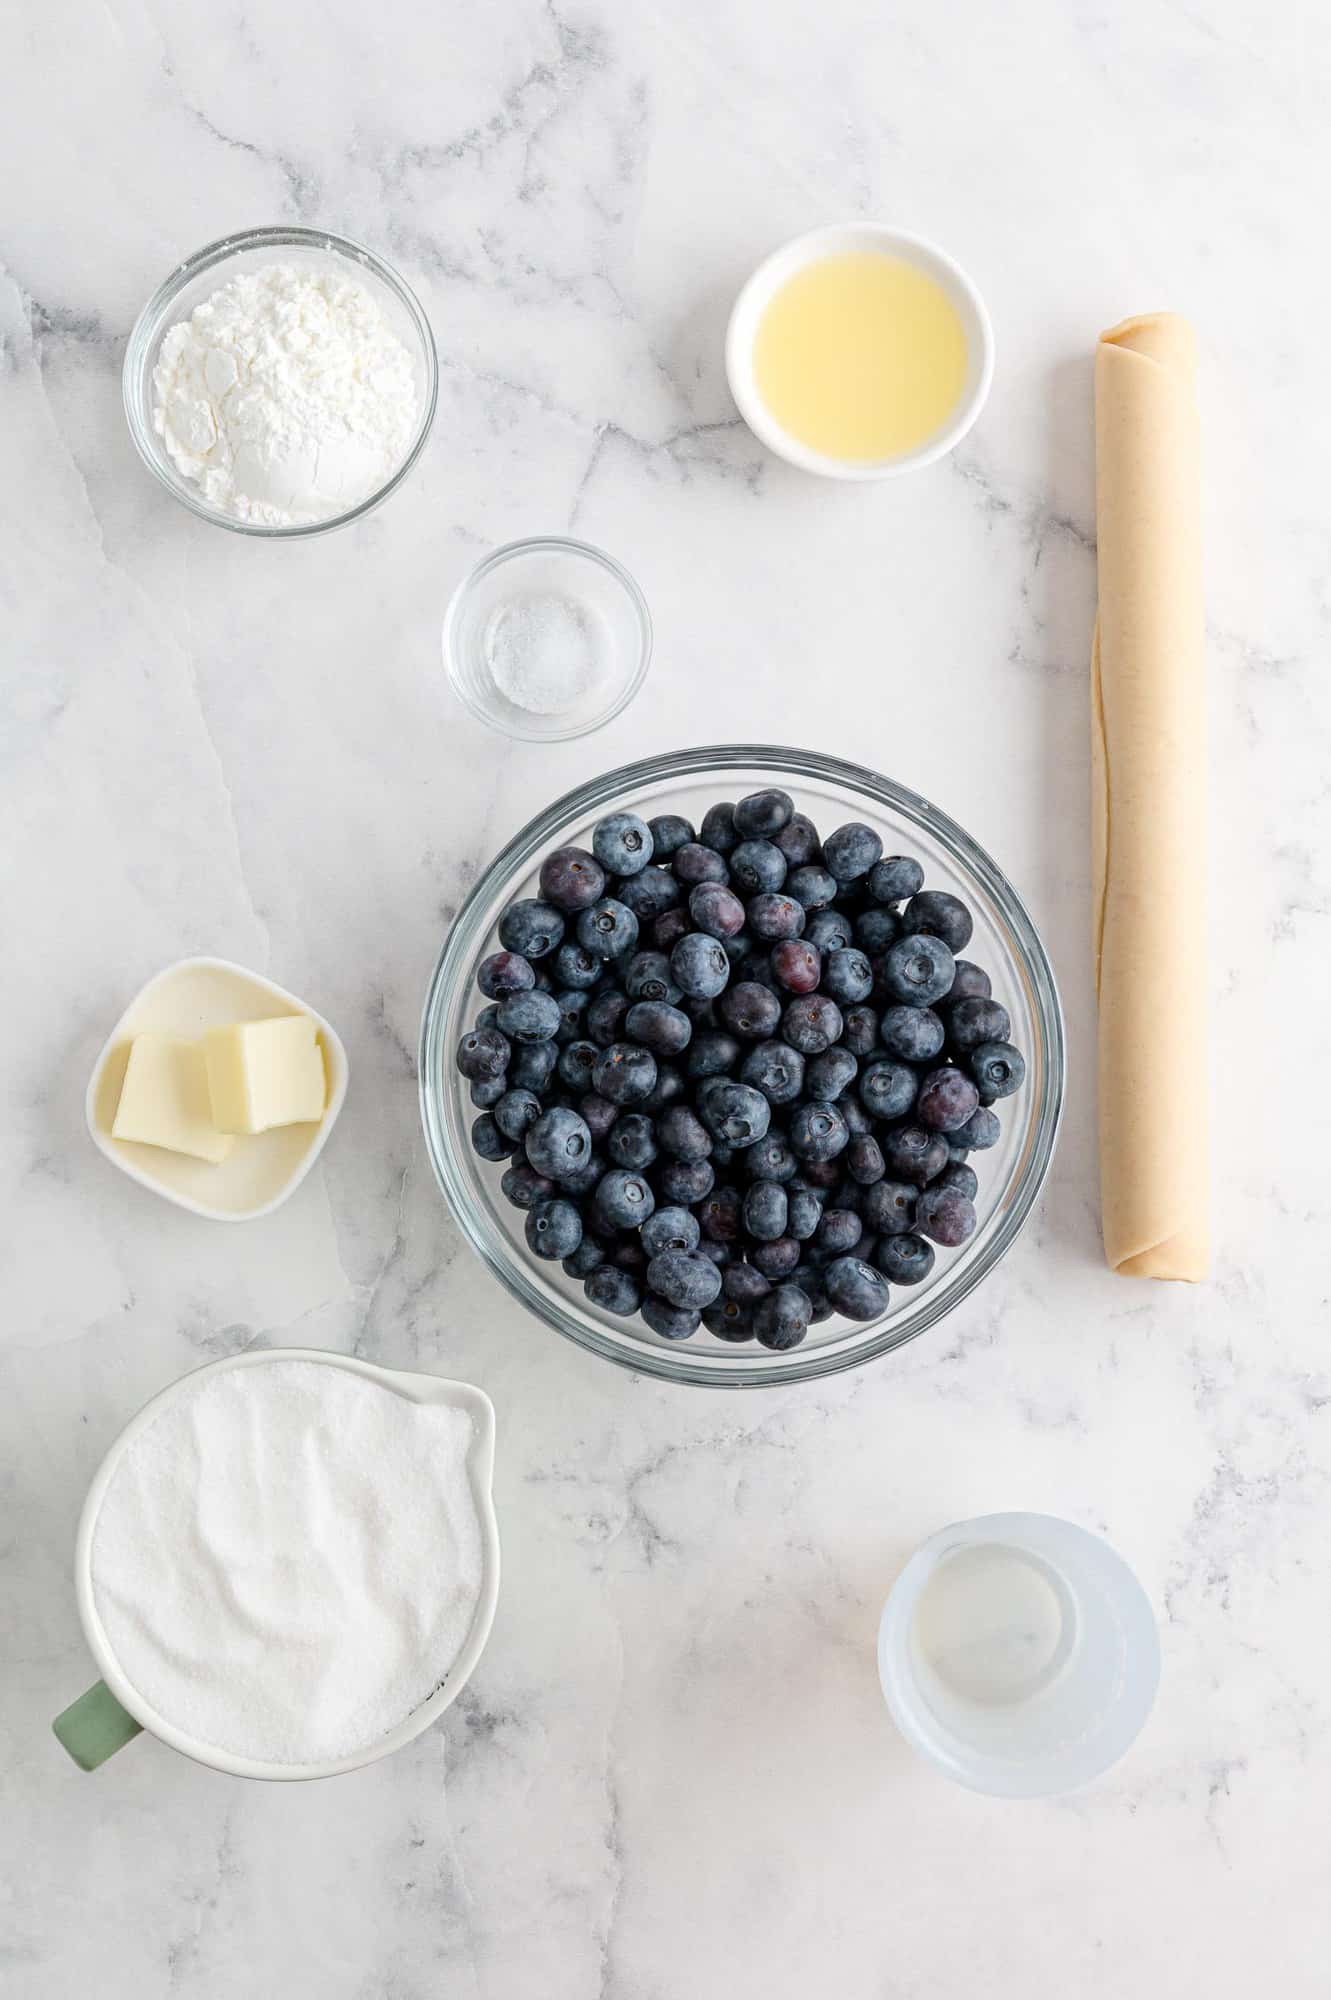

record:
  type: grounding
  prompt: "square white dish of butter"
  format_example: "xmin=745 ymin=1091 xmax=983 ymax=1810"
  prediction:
xmin=86 ymin=958 xmax=348 ymax=1220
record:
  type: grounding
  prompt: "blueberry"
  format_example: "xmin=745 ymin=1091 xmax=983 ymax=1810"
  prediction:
xmin=647 ymin=814 xmax=695 ymax=860
xmin=747 ymin=892 xmax=805 ymax=941
xmin=704 ymin=1298 xmax=756 ymax=1342
xmin=673 ymin=842 xmax=729 ymax=887
xmin=699 ymin=1080 xmax=772 ymax=1150
xmin=511 ymin=1039 xmax=559 ymax=1092
xmin=647 ymin=1249 xmax=722 ymax=1310
xmin=903 ymin=890 xmax=973 ymax=954
xmin=733 ymin=949 xmax=779 ymax=993
xmin=578 ymin=1091 xmax=620 ymax=1143
xmin=657 ymin=1157 xmax=715 ymax=1205
xmin=525 ymin=1198 xmax=583 ymax=1260
xmin=745 ymin=1132 xmax=798 ymax=1183
xmin=786 ymin=864 xmax=837 ymax=911
xmin=475 ymin=1003 xmax=502 ymax=1033
xmin=949 ymin=960 xmax=993 ymax=1004
xmin=752 ymin=1237 xmax=802 ymax=1281
xmin=759 ymin=941 xmax=817 ymax=1001
xmin=882 ymin=1125 xmax=949 ymax=1187
xmin=847 ymin=1134 xmax=886 ymax=1185
xmin=656 ymin=1103 xmax=712 ymax=1162
xmin=616 ymin=866 xmax=682 ymax=921
xmin=781 ymin=993 xmax=844 ymax=1055
xmin=787 ymin=1188 xmax=823 ymax=1241
xmin=592 ymin=1041 xmax=658 ymax=1105
xmin=456 ymin=1025 xmax=511 ymax=1080
xmin=731 ymin=789 xmax=792 ymax=839
xmin=587 ymin=993 xmax=633 ymax=1054
xmin=773 ymin=813 xmax=820 ymax=866
xmin=498 ymin=898 xmax=565 ymax=959
xmin=556 ymin=1040 xmax=600 ymax=1091
xmin=879 ymin=1004 xmax=946 ymax=1062
xmin=788 ymin=1100 xmax=849 ymax=1163
xmin=947 ymin=997 xmax=1012 ymax=1054
xmin=861 ymin=1179 xmax=918 ymax=1236
xmin=607 ymin=1113 xmax=658 ymax=1171
xmin=478 ymin=951 xmax=536 ymax=1000
xmin=688 ymin=883 xmax=747 ymax=939
xmin=699 ymin=1185 xmax=743 ymax=1242
xmin=854 ymin=908 xmax=900 ymax=955
xmin=950 ymin=1105 xmax=1001 ymax=1151
xmin=839 ymin=1007 xmax=878 ymax=1059
xmin=740 ymin=1040 xmax=805 ymax=1107
xmin=470 ymin=1112 xmax=513 ymax=1161
xmin=699 ymin=802 xmax=739 ymax=855
xmin=968 ymin=1041 xmax=1026 ymax=1101
xmin=719 ymin=981 xmax=782 ymax=1040
xmin=859 ymin=1060 xmax=919 ymax=1122
xmin=804 ymin=909 xmax=854 ymax=956
xmin=525 ymin=1106 xmax=593 ymax=1181
xmin=874 ymin=1233 xmax=934 ymax=1285
xmin=608 ymin=1238 xmax=647 ymax=1273
xmin=593 ymin=1168 xmax=656 ymax=1230
xmin=653 ymin=907 xmax=690 ymax=954
xmin=625 ymin=1000 xmax=692 ymax=1057
xmin=820 ymin=947 xmax=873 ymax=1005
xmin=936 ymin=1160 xmax=979 ymax=1200
xmin=915 ymin=1185 xmax=979 ymax=1247
xmin=539 ymin=846 xmax=606 ymax=913
xmin=641 ymin=1205 xmax=701 ymax=1257
xmin=806 ymin=1047 xmax=858 ymax=1101
xmin=686 ymin=1029 xmax=741 ymax=1080
xmin=470 ymin=1073 xmax=506 ymax=1110
xmin=552 ymin=989 xmax=590 ymax=1043
xmin=592 ymin=811 xmax=654 ymax=877
xmin=815 ymin=1206 xmax=862 ymax=1255
xmin=671 ymin=932 xmax=731 ymax=1000
xmin=576 ymin=897 xmax=639 ymax=960
xmin=729 ymin=839 xmax=786 ymax=895
xmin=797 ymin=1156 xmax=841 ymax=1191
xmin=916 ymin=1066 xmax=981 ymax=1133
xmin=494 ymin=1087 xmax=543 ymax=1143
xmin=723 ymin=1262 xmax=772 ymax=1306
xmin=641 ymin=1294 xmax=701 ymax=1341
xmin=585 ymin=1265 xmax=643 ymax=1316
xmin=554 ymin=940 xmax=603 ymax=990
xmin=643 ymin=1063 xmax=686 ymax=1114
xmin=563 ymin=1237 xmax=607 ymax=1279
xmin=754 ymin=1283 xmax=812 ymax=1350
xmin=562 ymin=1148 xmax=607 ymax=1198
xmin=743 ymin=1180 xmax=789 ymax=1242
xmin=822 ymin=822 xmax=883 ymax=884
xmin=868 ymin=856 xmax=924 ymax=904
xmin=824 ymin=1256 xmax=889 ymax=1320
xmin=624 ymin=951 xmax=679 ymax=1005
xmin=882 ymin=933 xmax=955 ymax=1007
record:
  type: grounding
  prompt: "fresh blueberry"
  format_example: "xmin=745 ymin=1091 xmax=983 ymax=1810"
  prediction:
xmin=552 ymin=989 xmax=590 ymax=1043
xmin=903 ymin=890 xmax=973 ymax=954
xmin=882 ymin=1125 xmax=949 ymax=1187
xmin=820 ymin=947 xmax=873 ymax=1005
xmin=882 ymin=933 xmax=955 ymax=1007
xmin=478 ymin=950 xmax=536 ymax=1000
xmin=592 ymin=811 xmax=654 ymax=877
xmin=814 ymin=1206 xmax=862 ymax=1256
xmin=854 ymin=908 xmax=899 ymax=955
xmin=916 ymin=1066 xmax=981 ymax=1133
xmin=578 ymin=1092 xmax=620 ymax=1143
xmin=733 ymin=789 xmax=794 ymax=839
xmin=593 ymin=1168 xmax=656 ymax=1230
xmin=739 ymin=1040 xmax=805 ymax=1107
xmin=857 ymin=1060 xmax=918 ymax=1122
xmin=470 ymin=1112 xmax=513 ymax=1161
xmin=616 ymin=866 xmax=682 ymax=921
xmin=607 ymin=1113 xmax=658 ymax=1171
xmin=456 ymin=1025 xmax=511 ymax=1081
xmin=950 ymin=1105 xmax=1001 ymax=1151
xmin=647 ymin=814 xmax=695 ymax=860
xmin=643 ymin=1063 xmax=686 ymax=1114
xmin=699 ymin=1080 xmax=771 ymax=1150
xmin=657 ymin=1157 xmax=715 ymax=1205
xmin=753 ymin=1283 xmax=812 ymax=1350
xmin=563 ymin=1237 xmax=607 ymax=1279
xmin=723 ymin=1262 xmax=772 ymax=1307
xmin=936 ymin=1160 xmax=979 ymax=1200
xmin=788 ymin=1100 xmax=849 ymax=1163
xmin=585 ymin=1265 xmax=643 ymax=1316
xmin=704 ymin=1298 xmax=756 ymax=1342
xmin=470 ymin=1073 xmax=506 ymax=1110
xmin=699 ymin=802 xmax=739 ymax=854
xmin=745 ymin=1132 xmax=798 ymax=1183
xmin=686 ymin=1028 xmax=742 ymax=1079
xmin=743 ymin=1180 xmax=789 ymax=1242
xmin=915 ymin=1185 xmax=978 ymax=1247
xmin=673 ymin=842 xmax=729 ymax=887
xmin=475 ymin=1004 xmax=502 ymax=1033
xmin=608 ymin=1238 xmax=647 ymax=1273
xmin=498 ymin=898 xmax=565 ymax=959
xmin=494 ymin=1087 xmax=543 ymax=1143
xmin=525 ymin=1106 xmax=593 ymax=1182
xmin=624 ymin=951 xmax=680 ymax=1005
xmin=557 ymin=1041 xmax=601 ymax=1091
xmin=867 ymin=856 xmax=924 ymax=904
xmin=801 ymin=1047 xmax=855 ymax=1103
xmin=773 ymin=813 xmax=820 ymax=866
xmin=641 ymin=1206 xmax=701 ymax=1257
xmin=554 ymin=940 xmax=603 ymax=989
xmin=699 ymin=1185 xmax=743 ymax=1242
xmin=688 ymin=882 xmax=747 ymax=939
xmin=948 ymin=960 xmax=993 ymax=1004
xmin=861 ymin=1180 xmax=917 ymax=1237
xmin=879 ymin=1005 xmax=946 ymax=1062
xmin=841 ymin=1006 xmax=880 ymax=1058
xmin=968 ymin=1041 xmax=1026 ymax=1101
xmin=641 ymin=1294 xmax=701 ymax=1341
xmin=539 ymin=846 xmax=606 ymax=913
xmin=847 ymin=1134 xmax=886 ymax=1185
xmin=647 ymin=1249 xmax=722 ymax=1311
xmin=653 ymin=907 xmax=690 ymax=954
xmin=656 ymin=1103 xmax=712 ymax=1162
xmin=752 ymin=1237 xmax=802 ymax=1281
xmin=747 ymin=892 xmax=805 ymax=941
xmin=786 ymin=864 xmax=837 ymax=911
xmin=787 ymin=1188 xmax=823 ymax=1241
xmin=824 ymin=1255 xmax=889 ymax=1320
xmin=625 ymin=1000 xmax=692 ymax=1056
xmin=822 ymin=822 xmax=883 ymax=884
xmin=874 ymin=1233 xmax=935 ymax=1285
xmin=720 ymin=981 xmax=782 ymax=1039
xmin=671 ymin=932 xmax=731 ymax=1000
xmin=511 ymin=1039 xmax=559 ymax=1092
xmin=947 ymin=997 xmax=1012 ymax=1054
xmin=525 ymin=1198 xmax=583 ymax=1260
xmin=804 ymin=909 xmax=854 ymax=956
xmin=576 ymin=897 xmax=639 ymax=959
xmin=592 ymin=1041 xmax=658 ymax=1105
xmin=729 ymin=839 xmax=787 ymax=895
xmin=781 ymin=993 xmax=844 ymax=1055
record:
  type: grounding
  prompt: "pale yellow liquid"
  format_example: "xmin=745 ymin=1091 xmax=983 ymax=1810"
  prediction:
xmin=753 ymin=251 xmax=970 ymax=463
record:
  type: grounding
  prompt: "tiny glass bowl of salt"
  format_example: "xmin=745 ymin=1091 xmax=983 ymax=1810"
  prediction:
xmin=123 ymin=226 xmax=438 ymax=538
xmin=444 ymin=536 xmax=653 ymax=741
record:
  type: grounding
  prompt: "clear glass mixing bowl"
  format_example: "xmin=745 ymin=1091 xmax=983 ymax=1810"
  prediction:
xmin=420 ymin=747 xmax=1065 ymax=1388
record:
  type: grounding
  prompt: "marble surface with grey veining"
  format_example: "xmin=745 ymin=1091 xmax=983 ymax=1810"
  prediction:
xmin=2 ymin=1 xmax=1328 ymax=1993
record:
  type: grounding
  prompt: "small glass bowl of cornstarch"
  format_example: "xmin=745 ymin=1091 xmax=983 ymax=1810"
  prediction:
xmin=444 ymin=536 xmax=653 ymax=741
xmin=124 ymin=226 xmax=438 ymax=538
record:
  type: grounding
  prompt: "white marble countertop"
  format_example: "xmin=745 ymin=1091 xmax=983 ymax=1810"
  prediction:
xmin=2 ymin=1 xmax=1326 ymax=1992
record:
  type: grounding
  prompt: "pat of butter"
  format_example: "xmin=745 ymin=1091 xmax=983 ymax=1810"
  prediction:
xmin=112 ymin=1034 xmax=235 ymax=1164
xmin=204 ymin=1016 xmax=327 ymax=1136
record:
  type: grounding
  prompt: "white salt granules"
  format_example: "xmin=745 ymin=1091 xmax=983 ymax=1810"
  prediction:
xmin=484 ymin=592 xmax=599 ymax=713
xmin=90 ymin=1360 xmax=483 ymax=1766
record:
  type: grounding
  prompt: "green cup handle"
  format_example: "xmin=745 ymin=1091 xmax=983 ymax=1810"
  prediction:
xmin=53 ymin=1680 xmax=143 ymax=1770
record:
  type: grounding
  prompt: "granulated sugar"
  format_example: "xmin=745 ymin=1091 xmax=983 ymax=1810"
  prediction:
xmin=90 ymin=1360 xmax=483 ymax=1766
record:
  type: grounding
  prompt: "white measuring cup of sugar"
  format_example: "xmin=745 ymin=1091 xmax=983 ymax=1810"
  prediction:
xmin=878 ymin=1512 xmax=1159 ymax=1798
xmin=52 ymin=1350 xmax=500 ymax=1781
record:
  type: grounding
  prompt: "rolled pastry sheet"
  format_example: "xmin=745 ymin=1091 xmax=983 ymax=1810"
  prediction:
xmin=1092 ymin=313 xmax=1208 ymax=1280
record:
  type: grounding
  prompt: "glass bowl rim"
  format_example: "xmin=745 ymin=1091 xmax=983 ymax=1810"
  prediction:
xmin=442 ymin=535 xmax=654 ymax=743
xmin=419 ymin=743 xmax=1066 ymax=1388
xmin=121 ymin=224 xmax=439 ymax=540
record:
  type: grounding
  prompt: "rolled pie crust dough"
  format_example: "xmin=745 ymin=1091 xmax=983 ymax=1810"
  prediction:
xmin=1092 ymin=313 xmax=1209 ymax=1280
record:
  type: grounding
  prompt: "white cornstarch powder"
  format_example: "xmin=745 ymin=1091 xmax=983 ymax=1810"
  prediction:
xmin=152 ymin=263 xmax=419 ymax=526
xmin=90 ymin=1360 xmax=483 ymax=1765
xmin=484 ymin=592 xmax=599 ymax=713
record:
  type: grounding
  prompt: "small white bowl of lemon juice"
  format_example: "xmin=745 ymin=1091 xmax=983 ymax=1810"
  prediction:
xmin=725 ymin=222 xmax=994 ymax=479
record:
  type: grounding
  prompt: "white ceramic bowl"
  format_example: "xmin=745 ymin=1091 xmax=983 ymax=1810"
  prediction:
xmin=85 ymin=956 xmax=348 ymax=1221
xmin=725 ymin=222 xmax=994 ymax=480
xmin=59 ymin=1351 xmax=501 ymax=1781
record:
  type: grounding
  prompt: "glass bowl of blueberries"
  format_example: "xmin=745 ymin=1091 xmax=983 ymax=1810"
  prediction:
xmin=420 ymin=747 xmax=1064 ymax=1388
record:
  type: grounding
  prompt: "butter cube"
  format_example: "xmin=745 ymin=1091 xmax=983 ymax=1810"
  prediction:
xmin=112 ymin=1034 xmax=235 ymax=1164
xmin=204 ymin=1016 xmax=327 ymax=1135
